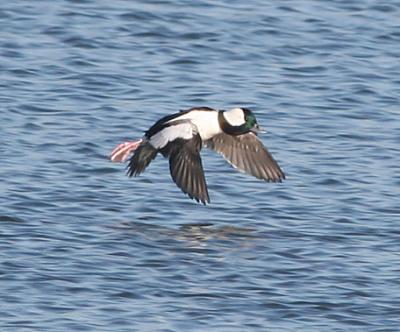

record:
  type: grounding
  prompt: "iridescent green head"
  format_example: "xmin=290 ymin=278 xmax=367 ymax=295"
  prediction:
xmin=242 ymin=108 xmax=263 ymax=134
xmin=242 ymin=108 xmax=257 ymax=129
xmin=219 ymin=107 xmax=263 ymax=136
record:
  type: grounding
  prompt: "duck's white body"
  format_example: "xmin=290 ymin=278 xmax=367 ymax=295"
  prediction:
xmin=167 ymin=109 xmax=221 ymax=141
xmin=150 ymin=109 xmax=222 ymax=149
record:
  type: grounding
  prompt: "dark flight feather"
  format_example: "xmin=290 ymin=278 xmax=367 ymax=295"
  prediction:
xmin=161 ymin=135 xmax=210 ymax=204
xmin=127 ymin=142 xmax=158 ymax=177
xmin=205 ymin=132 xmax=285 ymax=182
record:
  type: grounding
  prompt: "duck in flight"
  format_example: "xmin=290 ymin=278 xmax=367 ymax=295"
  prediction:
xmin=110 ymin=107 xmax=285 ymax=204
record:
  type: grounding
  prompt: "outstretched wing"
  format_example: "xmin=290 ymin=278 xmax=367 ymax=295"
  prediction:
xmin=205 ymin=132 xmax=285 ymax=182
xmin=161 ymin=133 xmax=210 ymax=204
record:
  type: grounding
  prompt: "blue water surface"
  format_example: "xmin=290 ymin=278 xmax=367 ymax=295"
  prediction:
xmin=1 ymin=0 xmax=400 ymax=331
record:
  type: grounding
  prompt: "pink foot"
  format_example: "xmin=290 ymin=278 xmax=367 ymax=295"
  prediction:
xmin=110 ymin=139 xmax=143 ymax=162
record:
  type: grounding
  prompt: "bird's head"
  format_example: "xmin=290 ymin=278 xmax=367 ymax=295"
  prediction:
xmin=222 ymin=108 xmax=264 ymax=135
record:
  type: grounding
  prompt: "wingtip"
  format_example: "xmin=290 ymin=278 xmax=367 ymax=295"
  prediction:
xmin=187 ymin=193 xmax=210 ymax=205
xmin=201 ymin=197 xmax=210 ymax=205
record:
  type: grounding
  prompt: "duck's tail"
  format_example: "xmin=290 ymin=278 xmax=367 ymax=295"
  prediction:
xmin=126 ymin=141 xmax=158 ymax=177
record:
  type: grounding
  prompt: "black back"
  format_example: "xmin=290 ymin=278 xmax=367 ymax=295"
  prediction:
xmin=145 ymin=106 xmax=215 ymax=138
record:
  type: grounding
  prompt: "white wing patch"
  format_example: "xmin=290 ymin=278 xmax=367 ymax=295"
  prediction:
xmin=149 ymin=121 xmax=196 ymax=149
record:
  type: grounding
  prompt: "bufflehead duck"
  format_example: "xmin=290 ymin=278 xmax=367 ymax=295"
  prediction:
xmin=110 ymin=107 xmax=285 ymax=204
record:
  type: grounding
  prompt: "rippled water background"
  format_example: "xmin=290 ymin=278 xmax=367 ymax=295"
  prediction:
xmin=1 ymin=0 xmax=400 ymax=331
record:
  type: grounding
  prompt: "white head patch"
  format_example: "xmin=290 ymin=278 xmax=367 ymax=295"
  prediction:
xmin=224 ymin=108 xmax=245 ymax=126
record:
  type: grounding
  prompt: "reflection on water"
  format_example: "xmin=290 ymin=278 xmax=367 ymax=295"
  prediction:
xmin=179 ymin=223 xmax=256 ymax=242
xmin=108 ymin=221 xmax=258 ymax=250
